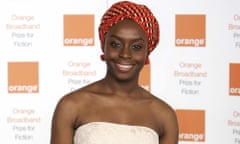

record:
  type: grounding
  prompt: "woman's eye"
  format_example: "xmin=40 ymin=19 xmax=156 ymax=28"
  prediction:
xmin=132 ymin=44 xmax=143 ymax=50
xmin=110 ymin=42 xmax=121 ymax=48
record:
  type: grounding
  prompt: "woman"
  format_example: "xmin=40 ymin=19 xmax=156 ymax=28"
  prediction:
xmin=50 ymin=1 xmax=179 ymax=144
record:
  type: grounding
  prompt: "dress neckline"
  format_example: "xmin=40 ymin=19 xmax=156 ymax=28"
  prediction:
xmin=76 ymin=121 xmax=158 ymax=137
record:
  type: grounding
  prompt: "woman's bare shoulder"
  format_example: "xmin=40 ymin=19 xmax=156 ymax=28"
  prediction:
xmin=148 ymin=95 xmax=177 ymax=124
xmin=58 ymin=82 xmax=99 ymax=106
xmin=54 ymin=82 xmax=101 ymax=115
xmin=139 ymin=89 xmax=176 ymax=115
xmin=150 ymin=95 xmax=178 ymax=135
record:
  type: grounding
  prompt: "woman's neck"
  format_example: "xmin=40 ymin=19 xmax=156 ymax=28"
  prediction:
xmin=100 ymin=75 xmax=140 ymax=96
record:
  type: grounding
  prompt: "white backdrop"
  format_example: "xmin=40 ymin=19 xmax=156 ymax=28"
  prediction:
xmin=0 ymin=0 xmax=240 ymax=143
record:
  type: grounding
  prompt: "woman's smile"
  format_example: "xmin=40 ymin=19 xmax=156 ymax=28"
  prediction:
xmin=115 ymin=63 xmax=134 ymax=72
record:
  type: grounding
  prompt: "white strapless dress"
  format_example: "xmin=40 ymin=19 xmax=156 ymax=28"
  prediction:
xmin=74 ymin=122 xmax=159 ymax=144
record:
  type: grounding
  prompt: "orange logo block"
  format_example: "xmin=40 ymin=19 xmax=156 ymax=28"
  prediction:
xmin=176 ymin=109 xmax=205 ymax=142
xmin=175 ymin=15 xmax=206 ymax=47
xmin=8 ymin=62 xmax=39 ymax=93
xmin=64 ymin=14 xmax=94 ymax=46
xmin=139 ymin=64 xmax=150 ymax=91
xmin=229 ymin=63 xmax=240 ymax=96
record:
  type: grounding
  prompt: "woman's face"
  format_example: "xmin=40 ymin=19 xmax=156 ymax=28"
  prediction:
xmin=104 ymin=19 xmax=148 ymax=81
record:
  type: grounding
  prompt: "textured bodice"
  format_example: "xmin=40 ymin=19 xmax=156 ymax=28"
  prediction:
xmin=74 ymin=122 xmax=159 ymax=144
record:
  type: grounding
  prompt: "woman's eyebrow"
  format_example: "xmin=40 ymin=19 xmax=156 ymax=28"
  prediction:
xmin=109 ymin=34 xmax=146 ymax=42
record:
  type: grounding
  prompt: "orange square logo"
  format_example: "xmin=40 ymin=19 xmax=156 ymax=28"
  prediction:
xmin=229 ymin=63 xmax=240 ymax=96
xmin=176 ymin=109 xmax=205 ymax=142
xmin=8 ymin=62 xmax=39 ymax=93
xmin=175 ymin=15 xmax=206 ymax=47
xmin=139 ymin=64 xmax=151 ymax=91
xmin=64 ymin=14 xmax=94 ymax=46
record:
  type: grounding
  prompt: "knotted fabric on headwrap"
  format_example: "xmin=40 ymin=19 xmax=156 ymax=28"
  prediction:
xmin=98 ymin=1 xmax=160 ymax=64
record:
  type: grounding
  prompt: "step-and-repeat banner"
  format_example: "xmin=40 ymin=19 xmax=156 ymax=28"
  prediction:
xmin=0 ymin=0 xmax=239 ymax=143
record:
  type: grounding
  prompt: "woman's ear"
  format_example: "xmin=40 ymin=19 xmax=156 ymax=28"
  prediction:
xmin=100 ymin=54 xmax=105 ymax=61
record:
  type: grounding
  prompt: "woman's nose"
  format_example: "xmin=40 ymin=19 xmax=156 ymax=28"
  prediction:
xmin=119 ymin=45 xmax=132 ymax=58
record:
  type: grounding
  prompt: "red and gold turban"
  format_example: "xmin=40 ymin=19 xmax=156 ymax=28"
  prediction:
xmin=99 ymin=1 xmax=160 ymax=64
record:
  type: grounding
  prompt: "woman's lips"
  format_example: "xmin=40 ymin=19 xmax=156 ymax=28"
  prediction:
xmin=116 ymin=63 xmax=133 ymax=72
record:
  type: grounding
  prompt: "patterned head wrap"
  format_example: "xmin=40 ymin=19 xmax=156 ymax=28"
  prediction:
xmin=99 ymin=1 xmax=160 ymax=64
